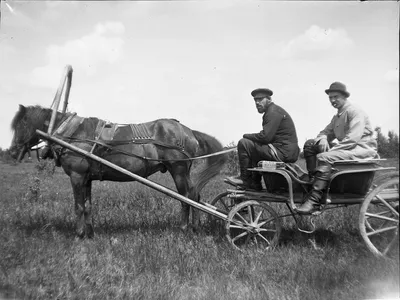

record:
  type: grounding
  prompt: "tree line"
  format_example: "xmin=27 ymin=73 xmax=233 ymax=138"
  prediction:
xmin=374 ymin=127 xmax=399 ymax=159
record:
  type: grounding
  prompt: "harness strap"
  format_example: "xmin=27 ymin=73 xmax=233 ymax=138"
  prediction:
xmin=55 ymin=135 xmax=236 ymax=162
xmin=90 ymin=120 xmax=107 ymax=153
xmin=130 ymin=124 xmax=152 ymax=140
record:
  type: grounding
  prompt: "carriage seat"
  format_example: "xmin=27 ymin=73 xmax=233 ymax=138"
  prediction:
xmin=258 ymin=159 xmax=384 ymax=195
xmin=254 ymin=161 xmax=308 ymax=193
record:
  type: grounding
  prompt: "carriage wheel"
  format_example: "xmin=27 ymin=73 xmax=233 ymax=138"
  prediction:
xmin=359 ymin=177 xmax=399 ymax=258
xmin=226 ymin=200 xmax=281 ymax=250
xmin=207 ymin=191 xmax=235 ymax=226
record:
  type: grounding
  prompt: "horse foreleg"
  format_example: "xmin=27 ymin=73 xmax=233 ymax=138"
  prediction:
xmin=70 ymin=173 xmax=87 ymax=238
xmin=83 ymin=181 xmax=94 ymax=238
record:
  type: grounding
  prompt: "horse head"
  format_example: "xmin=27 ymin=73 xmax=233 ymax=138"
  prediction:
xmin=10 ymin=105 xmax=50 ymax=162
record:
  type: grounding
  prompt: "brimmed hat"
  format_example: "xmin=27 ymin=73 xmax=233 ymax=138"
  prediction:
xmin=251 ymin=88 xmax=273 ymax=98
xmin=325 ymin=82 xmax=350 ymax=98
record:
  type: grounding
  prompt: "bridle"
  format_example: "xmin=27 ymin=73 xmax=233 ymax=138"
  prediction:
xmin=12 ymin=116 xmax=41 ymax=162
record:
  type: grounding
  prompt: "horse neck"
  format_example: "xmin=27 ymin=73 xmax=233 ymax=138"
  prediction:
xmin=28 ymin=106 xmax=100 ymax=140
xmin=25 ymin=106 xmax=70 ymax=135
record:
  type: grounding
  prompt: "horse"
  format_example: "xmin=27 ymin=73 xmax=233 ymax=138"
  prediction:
xmin=9 ymin=105 xmax=227 ymax=238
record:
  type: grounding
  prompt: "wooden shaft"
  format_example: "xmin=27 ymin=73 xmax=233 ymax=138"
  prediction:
xmin=48 ymin=65 xmax=73 ymax=134
xmin=36 ymin=130 xmax=229 ymax=221
xmin=62 ymin=66 xmax=73 ymax=113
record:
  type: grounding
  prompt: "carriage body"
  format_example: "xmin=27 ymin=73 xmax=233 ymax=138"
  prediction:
xmin=246 ymin=160 xmax=395 ymax=204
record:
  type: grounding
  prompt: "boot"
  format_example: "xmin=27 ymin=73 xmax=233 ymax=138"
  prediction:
xmin=297 ymin=164 xmax=332 ymax=215
xmin=303 ymin=140 xmax=317 ymax=182
xmin=305 ymin=154 xmax=317 ymax=182
xmin=226 ymin=151 xmax=256 ymax=189
xmin=250 ymin=171 xmax=263 ymax=191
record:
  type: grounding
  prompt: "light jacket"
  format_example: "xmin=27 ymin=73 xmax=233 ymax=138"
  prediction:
xmin=315 ymin=101 xmax=377 ymax=153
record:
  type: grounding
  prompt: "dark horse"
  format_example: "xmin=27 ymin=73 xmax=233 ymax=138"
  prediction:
xmin=10 ymin=105 xmax=227 ymax=238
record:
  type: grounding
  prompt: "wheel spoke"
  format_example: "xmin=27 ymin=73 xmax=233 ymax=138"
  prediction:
xmin=254 ymin=211 xmax=263 ymax=223
xmin=258 ymin=217 xmax=277 ymax=227
xmin=365 ymin=212 xmax=399 ymax=223
xmin=244 ymin=233 xmax=252 ymax=246
xmin=258 ymin=228 xmax=276 ymax=233
xmin=375 ymin=195 xmax=399 ymax=217
xmin=234 ymin=211 xmax=249 ymax=224
xmin=248 ymin=205 xmax=254 ymax=223
xmin=232 ymin=231 xmax=249 ymax=243
xmin=256 ymin=233 xmax=271 ymax=245
xmin=366 ymin=225 xmax=398 ymax=236
xmin=383 ymin=233 xmax=399 ymax=255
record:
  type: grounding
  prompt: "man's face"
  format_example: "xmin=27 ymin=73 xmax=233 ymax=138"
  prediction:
xmin=328 ymin=91 xmax=347 ymax=110
xmin=254 ymin=95 xmax=270 ymax=113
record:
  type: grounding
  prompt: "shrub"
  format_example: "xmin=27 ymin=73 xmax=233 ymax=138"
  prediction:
xmin=35 ymin=159 xmax=56 ymax=177
xmin=222 ymin=142 xmax=239 ymax=175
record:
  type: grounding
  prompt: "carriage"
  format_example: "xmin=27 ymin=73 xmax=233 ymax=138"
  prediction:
xmin=11 ymin=66 xmax=399 ymax=259
xmin=211 ymin=159 xmax=399 ymax=258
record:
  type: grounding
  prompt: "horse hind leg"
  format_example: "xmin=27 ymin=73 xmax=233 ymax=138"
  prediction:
xmin=83 ymin=180 xmax=94 ymax=238
xmin=170 ymin=164 xmax=197 ymax=231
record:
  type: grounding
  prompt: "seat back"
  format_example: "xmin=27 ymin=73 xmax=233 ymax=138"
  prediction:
xmin=328 ymin=160 xmax=380 ymax=195
xmin=328 ymin=172 xmax=375 ymax=195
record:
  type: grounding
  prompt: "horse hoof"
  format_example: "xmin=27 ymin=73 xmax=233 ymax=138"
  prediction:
xmin=76 ymin=229 xmax=85 ymax=239
xmin=189 ymin=224 xmax=200 ymax=234
xmin=85 ymin=225 xmax=94 ymax=239
xmin=180 ymin=225 xmax=188 ymax=232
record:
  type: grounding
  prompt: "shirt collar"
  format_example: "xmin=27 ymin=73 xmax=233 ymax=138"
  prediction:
xmin=337 ymin=101 xmax=351 ymax=117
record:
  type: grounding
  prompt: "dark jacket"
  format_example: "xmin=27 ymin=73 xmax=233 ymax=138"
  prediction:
xmin=243 ymin=102 xmax=299 ymax=162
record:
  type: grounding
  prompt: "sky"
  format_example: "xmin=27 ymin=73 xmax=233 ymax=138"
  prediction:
xmin=0 ymin=1 xmax=398 ymax=150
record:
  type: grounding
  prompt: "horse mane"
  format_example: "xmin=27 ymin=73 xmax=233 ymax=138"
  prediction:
xmin=11 ymin=105 xmax=53 ymax=131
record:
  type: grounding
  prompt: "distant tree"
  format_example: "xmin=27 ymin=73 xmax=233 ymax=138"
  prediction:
xmin=387 ymin=130 xmax=399 ymax=158
xmin=375 ymin=127 xmax=399 ymax=158
xmin=0 ymin=147 xmax=13 ymax=163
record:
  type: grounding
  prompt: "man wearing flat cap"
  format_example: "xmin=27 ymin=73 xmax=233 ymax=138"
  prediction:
xmin=297 ymin=81 xmax=378 ymax=214
xmin=226 ymin=88 xmax=300 ymax=190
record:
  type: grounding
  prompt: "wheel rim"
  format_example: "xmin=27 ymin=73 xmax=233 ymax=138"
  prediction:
xmin=210 ymin=191 xmax=235 ymax=213
xmin=226 ymin=200 xmax=281 ymax=250
xmin=207 ymin=191 xmax=235 ymax=229
xmin=359 ymin=177 xmax=399 ymax=258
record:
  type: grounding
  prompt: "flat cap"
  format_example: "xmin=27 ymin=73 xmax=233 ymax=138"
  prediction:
xmin=251 ymin=88 xmax=273 ymax=98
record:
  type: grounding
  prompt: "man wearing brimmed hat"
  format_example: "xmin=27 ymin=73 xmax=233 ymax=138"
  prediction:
xmin=226 ymin=88 xmax=299 ymax=191
xmin=297 ymin=81 xmax=378 ymax=214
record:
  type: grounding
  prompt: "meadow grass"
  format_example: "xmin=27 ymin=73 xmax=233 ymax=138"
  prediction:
xmin=0 ymin=159 xmax=398 ymax=300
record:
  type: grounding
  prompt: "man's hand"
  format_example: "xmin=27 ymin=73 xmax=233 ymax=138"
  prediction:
xmin=317 ymin=138 xmax=330 ymax=152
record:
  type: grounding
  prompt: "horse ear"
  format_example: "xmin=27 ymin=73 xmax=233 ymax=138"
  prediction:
xmin=19 ymin=104 xmax=26 ymax=114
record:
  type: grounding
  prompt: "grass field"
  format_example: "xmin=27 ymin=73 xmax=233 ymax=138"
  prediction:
xmin=0 ymin=158 xmax=399 ymax=300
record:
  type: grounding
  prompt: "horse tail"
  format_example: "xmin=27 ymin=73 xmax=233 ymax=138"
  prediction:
xmin=191 ymin=130 xmax=228 ymax=197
